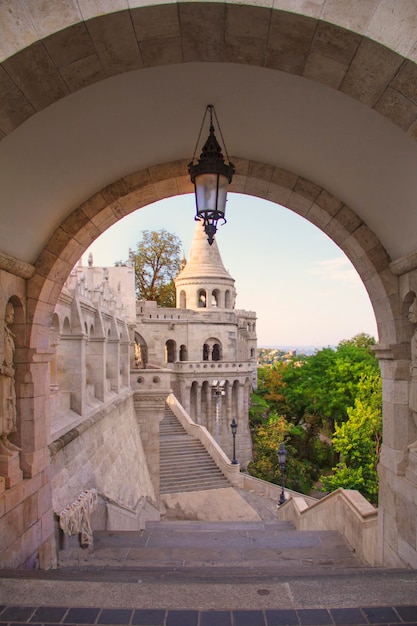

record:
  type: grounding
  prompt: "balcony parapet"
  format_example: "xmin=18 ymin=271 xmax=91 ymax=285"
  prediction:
xmin=173 ymin=361 xmax=254 ymax=376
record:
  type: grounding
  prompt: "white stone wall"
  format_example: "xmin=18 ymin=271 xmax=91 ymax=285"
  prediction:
xmin=50 ymin=394 xmax=156 ymax=521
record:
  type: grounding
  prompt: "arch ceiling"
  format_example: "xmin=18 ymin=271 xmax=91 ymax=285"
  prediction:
xmin=0 ymin=1 xmax=417 ymax=269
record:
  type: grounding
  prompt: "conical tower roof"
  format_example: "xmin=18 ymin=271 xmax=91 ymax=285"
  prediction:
xmin=176 ymin=221 xmax=234 ymax=282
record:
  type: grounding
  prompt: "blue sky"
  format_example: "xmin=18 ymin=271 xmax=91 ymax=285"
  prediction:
xmin=84 ymin=193 xmax=377 ymax=347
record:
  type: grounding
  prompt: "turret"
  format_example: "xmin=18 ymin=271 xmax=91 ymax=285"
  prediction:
xmin=175 ymin=221 xmax=236 ymax=311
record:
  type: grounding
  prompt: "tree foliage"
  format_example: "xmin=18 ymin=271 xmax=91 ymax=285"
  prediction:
xmin=248 ymin=414 xmax=289 ymax=484
xmin=279 ymin=334 xmax=379 ymax=431
xmin=248 ymin=333 xmax=382 ymax=502
xmin=124 ymin=229 xmax=183 ymax=306
xmin=320 ymin=373 xmax=382 ymax=504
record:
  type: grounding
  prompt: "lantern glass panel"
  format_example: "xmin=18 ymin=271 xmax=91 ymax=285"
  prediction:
xmin=195 ymin=173 xmax=228 ymax=218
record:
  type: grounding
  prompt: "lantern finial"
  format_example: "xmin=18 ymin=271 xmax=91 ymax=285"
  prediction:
xmin=188 ymin=105 xmax=234 ymax=245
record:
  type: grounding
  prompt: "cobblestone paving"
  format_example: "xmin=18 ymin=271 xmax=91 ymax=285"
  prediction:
xmin=0 ymin=604 xmax=417 ymax=626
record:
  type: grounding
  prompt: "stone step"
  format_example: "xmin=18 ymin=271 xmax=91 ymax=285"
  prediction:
xmin=160 ymin=441 xmax=206 ymax=450
xmin=160 ymin=459 xmax=221 ymax=476
xmin=159 ymin=404 xmax=230 ymax=494
xmin=161 ymin=455 xmax=211 ymax=463
xmin=160 ymin=425 xmax=186 ymax=434
xmin=58 ymin=520 xmax=364 ymax=572
xmin=160 ymin=468 xmax=225 ymax=479
xmin=159 ymin=478 xmax=229 ymax=495
xmin=160 ymin=468 xmax=220 ymax=477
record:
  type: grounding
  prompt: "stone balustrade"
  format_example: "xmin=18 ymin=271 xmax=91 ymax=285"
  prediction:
xmin=277 ymin=488 xmax=378 ymax=566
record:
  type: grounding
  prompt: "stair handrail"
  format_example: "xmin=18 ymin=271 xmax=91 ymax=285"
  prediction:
xmin=277 ymin=487 xmax=379 ymax=565
xmin=166 ymin=393 xmax=241 ymax=485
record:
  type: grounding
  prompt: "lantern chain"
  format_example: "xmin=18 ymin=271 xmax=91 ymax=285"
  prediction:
xmin=211 ymin=105 xmax=232 ymax=165
xmin=191 ymin=105 xmax=210 ymax=164
xmin=191 ymin=105 xmax=232 ymax=165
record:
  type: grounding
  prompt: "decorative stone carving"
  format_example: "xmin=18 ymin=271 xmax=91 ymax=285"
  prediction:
xmin=406 ymin=296 xmax=417 ymax=485
xmin=58 ymin=489 xmax=98 ymax=548
xmin=408 ymin=296 xmax=417 ymax=435
xmin=0 ymin=303 xmax=19 ymax=451
xmin=0 ymin=250 xmax=35 ymax=279
xmin=0 ymin=302 xmax=23 ymax=487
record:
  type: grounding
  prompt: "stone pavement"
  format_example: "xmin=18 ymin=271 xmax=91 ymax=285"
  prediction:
xmin=0 ymin=568 xmax=417 ymax=625
xmin=1 ymin=517 xmax=417 ymax=625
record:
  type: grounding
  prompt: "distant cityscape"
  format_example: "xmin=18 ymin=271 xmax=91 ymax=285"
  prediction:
xmin=257 ymin=346 xmax=332 ymax=367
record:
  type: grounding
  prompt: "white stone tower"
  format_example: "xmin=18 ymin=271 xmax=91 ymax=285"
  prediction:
xmin=175 ymin=221 xmax=236 ymax=311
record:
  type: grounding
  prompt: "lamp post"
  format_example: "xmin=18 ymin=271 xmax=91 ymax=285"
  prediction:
xmin=188 ymin=105 xmax=235 ymax=245
xmin=212 ymin=380 xmax=226 ymax=445
xmin=278 ymin=443 xmax=287 ymax=506
xmin=230 ymin=418 xmax=238 ymax=464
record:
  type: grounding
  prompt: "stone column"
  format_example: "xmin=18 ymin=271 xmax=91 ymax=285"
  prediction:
xmin=120 ymin=336 xmax=131 ymax=388
xmin=132 ymin=371 xmax=171 ymax=500
xmin=87 ymin=337 xmax=106 ymax=401
xmin=183 ymin=382 xmax=191 ymax=416
xmin=226 ymin=382 xmax=232 ymax=422
xmin=195 ymin=383 xmax=201 ymax=424
xmin=374 ymin=342 xmax=417 ymax=567
xmin=106 ymin=338 xmax=120 ymax=393
xmin=13 ymin=349 xmax=55 ymax=568
xmin=133 ymin=392 xmax=166 ymax=499
xmin=59 ymin=335 xmax=87 ymax=415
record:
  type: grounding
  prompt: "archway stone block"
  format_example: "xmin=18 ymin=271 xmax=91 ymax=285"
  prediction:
xmin=375 ymin=86 xmax=417 ymax=133
xmin=131 ymin=4 xmax=181 ymax=42
xmin=3 ymin=42 xmax=69 ymax=112
xmin=266 ymin=182 xmax=292 ymax=206
xmin=340 ymin=38 xmax=403 ymax=107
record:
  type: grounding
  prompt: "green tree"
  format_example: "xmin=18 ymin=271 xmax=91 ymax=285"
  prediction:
xmin=249 ymin=334 xmax=380 ymax=497
xmin=248 ymin=414 xmax=290 ymax=484
xmin=280 ymin=338 xmax=379 ymax=432
xmin=127 ymin=229 xmax=183 ymax=305
xmin=320 ymin=373 xmax=382 ymax=505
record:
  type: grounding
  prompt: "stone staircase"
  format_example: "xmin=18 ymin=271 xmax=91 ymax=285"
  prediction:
xmin=57 ymin=406 xmax=373 ymax=575
xmin=159 ymin=404 xmax=230 ymax=494
xmin=58 ymin=519 xmax=364 ymax=573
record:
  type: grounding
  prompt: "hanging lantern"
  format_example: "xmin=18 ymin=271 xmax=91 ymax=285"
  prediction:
xmin=188 ymin=105 xmax=235 ymax=245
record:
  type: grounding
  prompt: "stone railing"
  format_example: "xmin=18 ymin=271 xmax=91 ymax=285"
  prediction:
xmin=238 ymin=473 xmax=318 ymax=506
xmin=173 ymin=361 xmax=254 ymax=375
xmin=131 ymin=367 xmax=172 ymax=393
xmin=166 ymin=393 xmax=241 ymax=485
xmin=277 ymin=488 xmax=379 ymax=565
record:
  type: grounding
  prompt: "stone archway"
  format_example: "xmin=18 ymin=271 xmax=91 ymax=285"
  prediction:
xmin=29 ymin=160 xmax=396 ymax=344
xmin=24 ymin=160 xmax=404 ymax=564
xmin=2 ymin=0 xmax=417 ymax=569
xmin=1 ymin=2 xmax=416 ymax=144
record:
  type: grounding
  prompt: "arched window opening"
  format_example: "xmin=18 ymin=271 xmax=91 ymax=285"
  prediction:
xmin=212 ymin=343 xmax=221 ymax=361
xmin=134 ymin=333 xmax=148 ymax=369
xmin=225 ymin=290 xmax=231 ymax=309
xmin=180 ymin=344 xmax=188 ymax=361
xmin=180 ymin=290 xmax=186 ymax=308
xmin=201 ymin=380 xmax=210 ymax=429
xmin=203 ymin=344 xmax=209 ymax=361
xmin=63 ymin=317 xmax=71 ymax=334
xmin=198 ymin=290 xmax=207 ymax=308
xmin=212 ymin=289 xmax=220 ymax=308
xmin=190 ymin=381 xmax=198 ymax=422
xmin=165 ymin=339 xmax=176 ymax=363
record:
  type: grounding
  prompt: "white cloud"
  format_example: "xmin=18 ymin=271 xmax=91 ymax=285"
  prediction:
xmin=308 ymin=257 xmax=360 ymax=284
